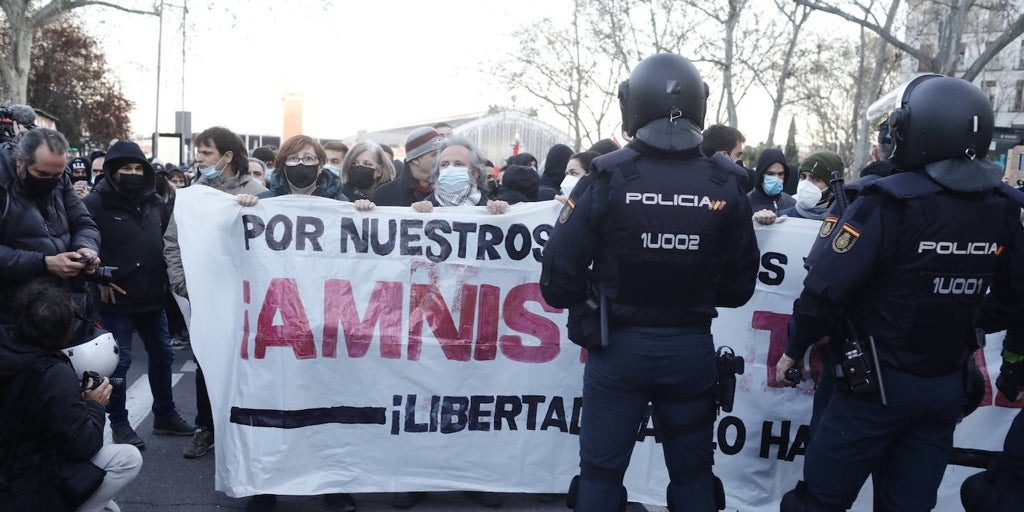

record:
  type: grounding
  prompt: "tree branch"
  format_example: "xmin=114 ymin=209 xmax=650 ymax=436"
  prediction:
xmin=962 ymin=12 xmax=1024 ymax=80
xmin=794 ymin=0 xmax=930 ymax=64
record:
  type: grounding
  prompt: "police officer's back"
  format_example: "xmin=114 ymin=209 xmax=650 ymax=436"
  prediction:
xmin=777 ymin=75 xmax=1024 ymax=512
xmin=541 ymin=53 xmax=758 ymax=512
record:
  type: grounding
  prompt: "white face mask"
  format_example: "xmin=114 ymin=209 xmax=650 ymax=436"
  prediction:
xmin=560 ymin=175 xmax=580 ymax=196
xmin=796 ymin=179 xmax=823 ymax=209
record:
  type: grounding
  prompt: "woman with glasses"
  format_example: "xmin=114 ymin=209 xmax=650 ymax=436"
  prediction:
xmin=339 ymin=141 xmax=395 ymax=201
xmin=257 ymin=135 xmax=349 ymax=200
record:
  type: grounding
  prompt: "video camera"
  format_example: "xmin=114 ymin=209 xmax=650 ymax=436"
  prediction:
xmin=0 ymin=104 xmax=37 ymax=144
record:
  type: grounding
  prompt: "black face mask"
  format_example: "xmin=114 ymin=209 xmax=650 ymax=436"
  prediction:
xmin=348 ymin=165 xmax=376 ymax=190
xmin=71 ymin=175 xmax=90 ymax=185
xmin=22 ymin=172 xmax=60 ymax=196
xmin=285 ymin=164 xmax=319 ymax=190
xmin=116 ymin=174 xmax=146 ymax=195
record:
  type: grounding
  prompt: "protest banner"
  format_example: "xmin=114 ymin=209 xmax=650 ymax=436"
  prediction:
xmin=175 ymin=186 xmax=1018 ymax=509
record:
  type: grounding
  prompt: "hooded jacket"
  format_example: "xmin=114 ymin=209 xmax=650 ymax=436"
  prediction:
xmin=259 ymin=167 xmax=349 ymax=200
xmin=82 ymin=143 xmax=169 ymax=314
xmin=746 ymin=148 xmax=796 ymax=213
xmin=0 ymin=144 xmax=100 ymax=316
xmin=496 ymin=165 xmax=540 ymax=205
xmin=0 ymin=329 xmax=105 ymax=510
xmin=537 ymin=144 xmax=573 ymax=200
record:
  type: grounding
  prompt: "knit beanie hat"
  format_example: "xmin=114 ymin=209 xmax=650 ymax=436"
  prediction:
xmin=799 ymin=151 xmax=844 ymax=183
xmin=405 ymin=127 xmax=444 ymax=162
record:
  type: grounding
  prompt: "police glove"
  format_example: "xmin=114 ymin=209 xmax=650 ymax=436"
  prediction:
xmin=996 ymin=350 xmax=1024 ymax=401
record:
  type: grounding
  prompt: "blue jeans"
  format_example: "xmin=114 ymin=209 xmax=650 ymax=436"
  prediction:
xmin=802 ymin=367 xmax=962 ymax=511
xmin=103 ymin=310 xmax=178 ymax=427
xmin=575 ymin=326 xmax=717 ymax=512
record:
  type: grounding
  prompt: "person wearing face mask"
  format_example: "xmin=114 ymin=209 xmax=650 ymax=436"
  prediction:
xmin=162 ymin=126 xmax=266 ymax=464
xmin=322 ymin=140 xmax=349 ymax=179
xmin=81 ymin=140 xmax=195 ymax=450
xmin=410 ymin=137 xmax=509 ymax=215
xmin=67 ymin=156 xmax=93 ymax=199
xmin=238 ymin=134 xmax=360 ymax=512
xmin=777 ymin=151 xmax=845 ymax=221
xmin=256 ymin=135 xmax=349 ymax=201
xmin=748 ymin=149 xmax=796 ymax=225
xmin=555 ymin=150 xmax=600 ymax=204
xmin=0 ymin=127 xmax=101 ymax=325
xmin=339 ymin=141 xmax=395 ymax=201
xmin=537 ymin=144 xmax=573 ymax=200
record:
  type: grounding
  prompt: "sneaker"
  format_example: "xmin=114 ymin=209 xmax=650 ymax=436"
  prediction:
xmin=103 ymin=499 xmax=121 ymax=512
xmin=183 ymin=429 xmax=214 ymax=458
xmin=153 ymin=413 xmax=194 ymax=435
xmin=244 ymin=494 xmax=277 ymax=512
xmin=171 ymin=337 xmax=191 ymax=350
xmin=464 ymin=491 xmax=503 ymax=508
xmin=389 ymin=492 xmax=425 ymax=509
xmin=324 ymin=492 xmax=357 ymax=511
xmin=111 ymin=424 xmax=145 ymax=450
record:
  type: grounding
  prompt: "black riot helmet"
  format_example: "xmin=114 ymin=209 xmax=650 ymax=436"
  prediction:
xmin=618 ymin=53 xmax=709 ymax=152
xmin=883 ymin=74 xmax=1002 ymax=191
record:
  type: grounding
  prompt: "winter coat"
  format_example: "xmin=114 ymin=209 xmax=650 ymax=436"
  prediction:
xmin=371 ymin=167 xmax=432 ymax=207
xmin=0 ymin=145 xmax=100 ymax=314
xmin=163 ymin=171 xmax=267 ymax=297
xmin=82 ymin=174 xmax=169 ymax=314
xmin=0 ymin=329 xmax=105 ymax=511
xmin=258 ymin=167 xmax=349 ymax=201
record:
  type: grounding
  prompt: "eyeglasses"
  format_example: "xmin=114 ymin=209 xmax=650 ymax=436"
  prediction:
xmin=285 ymin=155 xmax=320 ymax=166
xmin=356 ymin=160 xmax=378 ymax=169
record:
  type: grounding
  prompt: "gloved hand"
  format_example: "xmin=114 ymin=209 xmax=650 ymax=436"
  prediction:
xmin=996 ymin=357 xmax=1024 ymax=401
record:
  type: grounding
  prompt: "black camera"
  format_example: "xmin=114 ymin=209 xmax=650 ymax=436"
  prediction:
xmin=82 ymin=266 xmax=118 ymax=285
xmin=81 ymin=370 xmax=124 ymax=391
xmin=715 ymin=346 xmax=745 ymax=414
xmin=784 ymin=367 xmax=802 ymax=384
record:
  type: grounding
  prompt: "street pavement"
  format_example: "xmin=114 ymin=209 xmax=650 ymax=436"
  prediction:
xmin=111 ymin=338 xmax=665 ymax=511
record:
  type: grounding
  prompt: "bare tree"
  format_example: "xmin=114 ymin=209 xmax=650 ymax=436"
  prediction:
xmin=794 ymin=0 xmax=1024 ymax=81
xmin=684 ymin=0 xmax=749 ymax=127
xmin=495 ymin=2 xmax=619 ymax=150
xmin=0 ymin=1 xmax=159 ymax=104
xmin=758 ymin=1 xmax=812 ymax=146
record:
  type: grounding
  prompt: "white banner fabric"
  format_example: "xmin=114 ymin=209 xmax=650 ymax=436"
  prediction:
xmin=174 ymin=186 xmax=1019 ymax=510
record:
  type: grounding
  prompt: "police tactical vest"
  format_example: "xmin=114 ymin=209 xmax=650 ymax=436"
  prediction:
xmin=591 ymin=147 xmax=748 ymax=326
xmin=860 ymin=172 xmax=1018 ymax=375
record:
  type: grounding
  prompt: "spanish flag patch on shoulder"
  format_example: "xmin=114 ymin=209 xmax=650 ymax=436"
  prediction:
xmin=819 ymin=216 xmax=838 ymax=238
xmin=832 ymin=224 xmax=861 ymax=253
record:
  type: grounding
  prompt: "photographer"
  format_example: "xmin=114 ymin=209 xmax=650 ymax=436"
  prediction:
xmin=0 ymin=281 xmax=142 ymax=511
xmin=0 ymin=128 xmax=100 ymax=324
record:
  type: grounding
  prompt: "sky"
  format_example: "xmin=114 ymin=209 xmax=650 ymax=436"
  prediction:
xmin=82 ymin=0 xmax=838 ymax=151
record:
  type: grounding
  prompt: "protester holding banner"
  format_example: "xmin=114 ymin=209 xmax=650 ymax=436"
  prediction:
xmin=371 ymin=127 xmax=443 ymax=207
xmin=163 ymin=126 xmax=267 ymax=462
xmin=257 ymin=135 xmax=348 ymax=202
xmin=541 ymin=52 xmax=759 ymax=512
xmin=339 ymin=141 xmax=395 ymax=201
xmin=410 ymin=137 xmax=509 ymax=215
xmin=775 ymin=151 xmax=843 ymax=221
xmin=776 ymin=74 xmax=1024 ymax=512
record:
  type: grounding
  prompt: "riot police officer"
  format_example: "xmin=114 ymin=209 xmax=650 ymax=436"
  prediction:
xmin=540 ymin=53 xmax=759 ymax=512
xmin=775 ymin=74 xmax=1024 ymax=511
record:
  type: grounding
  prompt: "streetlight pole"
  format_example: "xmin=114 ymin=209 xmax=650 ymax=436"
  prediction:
xmin=154 ymin=0 xmax=165 ymax=156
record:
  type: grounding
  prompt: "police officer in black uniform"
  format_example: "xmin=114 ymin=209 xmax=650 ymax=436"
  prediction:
xmin=776 ymin=74 xmax=1024 ymax=511
xmin=540 ymin=53 xmax=759 ymax=512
